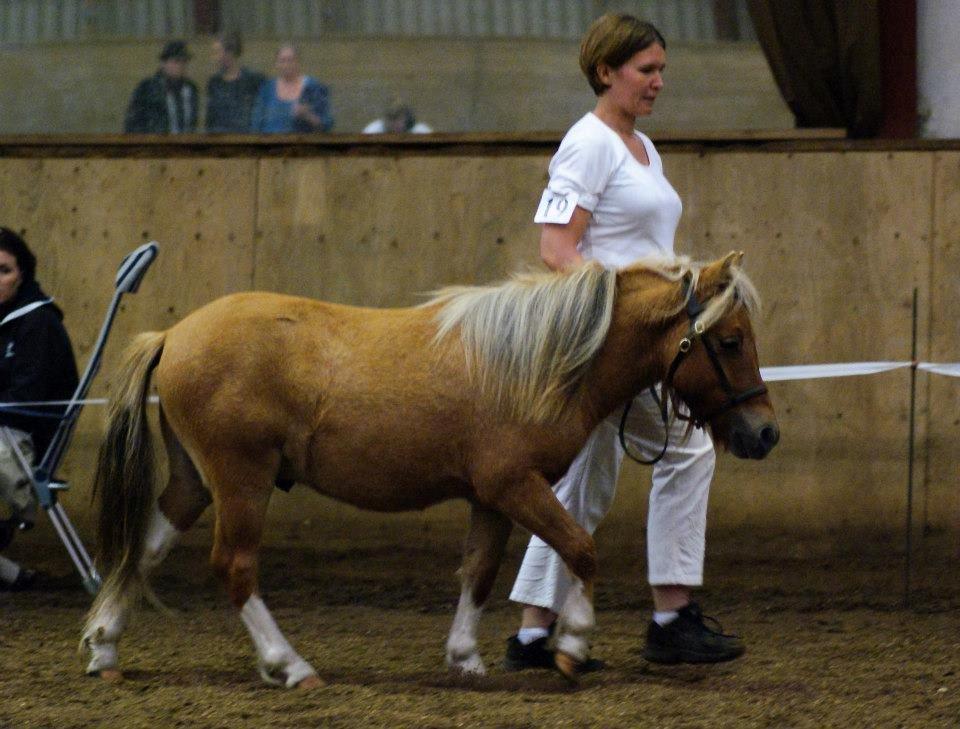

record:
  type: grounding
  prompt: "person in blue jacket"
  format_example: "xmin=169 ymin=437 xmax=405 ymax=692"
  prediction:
xmin=0 ymin=228 xmax=79 ymax=590
xmin=250 ymin=43 xmax=333 ymax=133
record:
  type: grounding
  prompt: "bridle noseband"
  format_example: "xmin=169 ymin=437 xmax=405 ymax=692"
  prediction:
xmin=619 ymin=273 xmax=768 ymax=465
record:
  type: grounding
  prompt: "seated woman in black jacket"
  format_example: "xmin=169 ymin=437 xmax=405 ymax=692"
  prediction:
xmin=0 ymin=228 xmax=78 ymax=590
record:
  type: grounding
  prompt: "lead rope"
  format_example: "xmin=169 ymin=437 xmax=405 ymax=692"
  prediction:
xmin=618 ymin=386 xmax=671 ymax=465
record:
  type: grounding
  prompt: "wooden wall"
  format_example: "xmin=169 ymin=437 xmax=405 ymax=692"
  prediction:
xmin=0 ymin=140 xmax=956 ymax=540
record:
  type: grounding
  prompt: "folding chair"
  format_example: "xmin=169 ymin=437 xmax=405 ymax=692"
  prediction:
xmin=0 ymin=241 xmax=159 ymax=594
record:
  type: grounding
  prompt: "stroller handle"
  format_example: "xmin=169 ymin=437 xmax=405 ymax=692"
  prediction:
xmin=115 ymin=241 xmax=159 ymax=294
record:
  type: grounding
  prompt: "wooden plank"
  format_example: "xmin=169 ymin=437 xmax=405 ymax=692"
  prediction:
xmin=668 ymin=150 xmax=934 ymax=531
xmin=252 ymin=155 xmax=542 ymax=304
xmin=924 ymin=151 xmax=960 ymax=534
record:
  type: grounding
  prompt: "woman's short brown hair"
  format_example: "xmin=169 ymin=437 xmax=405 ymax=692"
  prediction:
xmin=579 ymin=13 xmax=666 ymax=96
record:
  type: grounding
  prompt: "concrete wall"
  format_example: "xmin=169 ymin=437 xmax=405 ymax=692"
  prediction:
xmin=0 ymin=141 xmax=954 ymax=541
xmin=0 ymin=37 xmax=793 ymax=133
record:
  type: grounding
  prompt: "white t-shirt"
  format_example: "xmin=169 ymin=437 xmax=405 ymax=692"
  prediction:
xmin=537 ymin=112 xmax=682 ymax=268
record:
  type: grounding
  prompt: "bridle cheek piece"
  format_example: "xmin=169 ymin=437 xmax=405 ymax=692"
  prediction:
xmin=619 ymin=273 xmax=768 ymax=465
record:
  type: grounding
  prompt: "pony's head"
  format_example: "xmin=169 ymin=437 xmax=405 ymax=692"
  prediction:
xmin=660 ymin=251 xmax=779 ymax=459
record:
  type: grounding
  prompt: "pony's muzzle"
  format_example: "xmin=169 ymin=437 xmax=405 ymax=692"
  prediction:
xmin=728 ymin=414 xmax=779 ymax=460
xmin=760 ymin=424 xmax=780 ymax=449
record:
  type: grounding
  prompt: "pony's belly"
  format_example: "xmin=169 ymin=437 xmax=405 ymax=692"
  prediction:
xmin=303 ymin=467 xmax=470 ymax=512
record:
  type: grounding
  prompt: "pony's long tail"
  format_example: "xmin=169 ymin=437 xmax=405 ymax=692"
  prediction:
xmin=86 ymin=330 xmax=166 ymax=623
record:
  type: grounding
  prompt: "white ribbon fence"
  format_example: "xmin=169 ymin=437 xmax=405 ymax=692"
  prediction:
xmin=760 ymin=361 xmax=960 ymax=382
xmin=2 ymin=360 xmax=960 ymax=411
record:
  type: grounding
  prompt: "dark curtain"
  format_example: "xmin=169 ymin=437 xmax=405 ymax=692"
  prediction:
xmin=747 ymin=0 xmax=883 ymax=137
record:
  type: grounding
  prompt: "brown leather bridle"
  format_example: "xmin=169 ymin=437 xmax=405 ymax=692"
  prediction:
xmin=619 ymin=273 xmax=768 ymax=465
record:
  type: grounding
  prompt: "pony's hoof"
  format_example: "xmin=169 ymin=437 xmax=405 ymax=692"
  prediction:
xmin=554 ymin=652 xmax=581 ymax=684
xmin=447 ymin=652 xmax=486 ymax=676
xmin=296 ymin=674 xmax=325 ymax=690
xmin=99 ymin=668 xmax=124 ymax=684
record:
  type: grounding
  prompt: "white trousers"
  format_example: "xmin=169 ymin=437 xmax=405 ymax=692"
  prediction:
xmin=509 ymin=389 xmax=715 ymax=613
xmin=0 ymin=427 xmax=36 ymax=523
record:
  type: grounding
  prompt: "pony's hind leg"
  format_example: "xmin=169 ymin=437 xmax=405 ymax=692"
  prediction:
xmin=204 ymin=451 xmax=321 ymax=689
xmin=445 ymin=504 xmax=512 ymax=675
xmin=83 ymin=411 xmax=211 ymax=680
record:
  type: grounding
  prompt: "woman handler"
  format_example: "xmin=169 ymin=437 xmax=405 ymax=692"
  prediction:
xmin=505 ymin=13 xmax=743 ymax=670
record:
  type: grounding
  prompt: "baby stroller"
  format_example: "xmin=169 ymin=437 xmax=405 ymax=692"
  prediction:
xmin=0 ymin=242 xmax=158 ymax=594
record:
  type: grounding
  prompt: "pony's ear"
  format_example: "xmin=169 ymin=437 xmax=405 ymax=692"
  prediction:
xmin=721 ymin=250 xmax=744 ymax=271
xmin=700 ymin=250 xmax=743 ymax=290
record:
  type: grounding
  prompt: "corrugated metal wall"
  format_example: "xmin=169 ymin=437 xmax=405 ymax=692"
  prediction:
xmin=221 ymin=0 xmax=756 ymax=41
xmin=0 ymin=0 xmax=194 ymax=43
xmin=0 ymin=0 xmax=81 ymax=42
xmin=0 ymin=0 xmax=755 ymax=43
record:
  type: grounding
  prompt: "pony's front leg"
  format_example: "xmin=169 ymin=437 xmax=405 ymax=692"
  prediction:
xmin=555 ymin=578 xmax=595 ymax=674
xmin=445 ymin=504 xmax=512 ymax=675
xmin=488 ymin=470 xmax=597 ymax=682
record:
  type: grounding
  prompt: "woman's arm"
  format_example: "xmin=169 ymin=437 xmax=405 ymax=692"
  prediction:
xmin=295 ymin=81 xmax=333 ymax=131
xmin=539 ymin=205 xmax=591 ymax=271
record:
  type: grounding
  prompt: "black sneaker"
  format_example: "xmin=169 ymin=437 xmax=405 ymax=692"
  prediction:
xmin=643 ymin=602 xmax=745 ymax=664
xmin=0 ymin=519 xmax=15 ymax=551
xmin=504 ymin=633 xmax=556 ymax=671
xmin=503 ymin=623 xmax=606 ymax=673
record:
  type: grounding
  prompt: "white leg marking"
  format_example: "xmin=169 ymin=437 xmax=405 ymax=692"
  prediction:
xmin=240 ymin=594 xmax=318 ymax=688
xmin=445 ymin=587 xmax=486 ymax=675
xmin=82 ymin=597 xmax=127 ymax=674
xmin=81 ymin=507 xmax=183 ymax=675
xmin=555 ymin=579 xmax=594 ymax=662
xmin=139 ymin=507 xmax=181 ymax=573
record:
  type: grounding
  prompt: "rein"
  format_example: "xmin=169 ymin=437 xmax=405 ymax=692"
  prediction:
xmin=619 ymin=273 xmax=768 ymax=465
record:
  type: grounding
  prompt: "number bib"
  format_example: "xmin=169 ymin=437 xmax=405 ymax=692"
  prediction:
xmin=533 ymin=189 xmax=578 ymax=225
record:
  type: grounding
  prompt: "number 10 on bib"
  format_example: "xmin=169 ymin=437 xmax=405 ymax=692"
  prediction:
xmin=534 ymin=189 xmax=578 ymax=225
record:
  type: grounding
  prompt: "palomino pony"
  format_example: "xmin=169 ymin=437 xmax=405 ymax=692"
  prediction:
xmin=81 ymin=251 xmax=778 ymax=687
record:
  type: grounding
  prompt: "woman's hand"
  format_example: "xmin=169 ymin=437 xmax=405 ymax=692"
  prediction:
xmin=539 ymin=206 xmax=591 ymax=271
xmin=292 ymin=102 xmax=321 ymax=128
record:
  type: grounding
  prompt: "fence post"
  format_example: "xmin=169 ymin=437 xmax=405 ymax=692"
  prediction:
xmin=904 ymin=286 xmax=918 ymax=606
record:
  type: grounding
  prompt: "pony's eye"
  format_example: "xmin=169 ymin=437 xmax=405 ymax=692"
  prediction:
xmin=719 ymin=336 xmax=742 ymax=352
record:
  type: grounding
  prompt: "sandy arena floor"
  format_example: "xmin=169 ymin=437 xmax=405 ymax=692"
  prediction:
xmin=1 ymin=507 xmax=958 ymax=729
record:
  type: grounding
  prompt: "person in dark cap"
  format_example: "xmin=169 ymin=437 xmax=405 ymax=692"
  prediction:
xmin=123 ymin=40 xmax=199 ymax=134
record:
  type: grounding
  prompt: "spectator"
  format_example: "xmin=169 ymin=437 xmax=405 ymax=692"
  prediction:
xmin=250 ymin=43 xmax=333 ymax=133
xmin=123 ymin=40 xmax=199 ymax=134
xmin=0 ymin=228 xmax=79 ymax=590
xmin=205 ymin=32 xmax=266 ymax=133
xmin=363 ymin=103 xmax=433 ymax=134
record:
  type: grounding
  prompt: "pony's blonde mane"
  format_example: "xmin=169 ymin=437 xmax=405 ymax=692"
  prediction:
xmin=429 ymin=257 xmax=758 ymax=424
